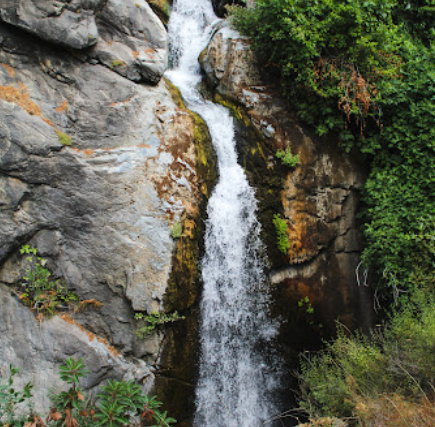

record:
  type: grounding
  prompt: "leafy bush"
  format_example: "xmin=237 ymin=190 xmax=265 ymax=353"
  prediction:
xmin=276 ymin=146 xmax=300 ymax=168
xmin=300 ymin=330 xmax=389 ymax=418
xmin=272 ymin=214 xmax=290 ymax=254
xmin=0 ymin=365 xmax=33 ymax=426
xmin=299 ymin=290 xmax=435 ymax=421
xmin=1 ymin=358 xmax=176 ymax=427
xmin=18 ymin=246 xmax=79 ymax=317
xmin=134 ymin=311 xmax=185 ymax=338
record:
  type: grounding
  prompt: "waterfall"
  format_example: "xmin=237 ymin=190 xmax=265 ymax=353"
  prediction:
xmin=166 ymin=2 xmax=280 ymax=427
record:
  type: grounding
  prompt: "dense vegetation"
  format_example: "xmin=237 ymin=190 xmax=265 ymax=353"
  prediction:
xmin=229 ymin=0 xmax=435 ymax=424
xmin=0 ymin=358 xmax=175 ymax=427
xmin=299 ymin=291 xmax=435 ymax=425
xmin=229 ymin=0 xmax=435 ymax=298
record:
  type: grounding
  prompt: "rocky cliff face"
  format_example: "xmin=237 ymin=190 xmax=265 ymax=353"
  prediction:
xmin=0 ymin=0 xmax=216 ymax=417
xmin=200 ymin=23 xmax=373 ymax=342
xmin=1 ymin=0 xmax=373 ymax=420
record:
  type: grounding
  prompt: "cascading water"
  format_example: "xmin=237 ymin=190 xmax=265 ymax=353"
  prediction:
xmin=166 ymin=2 xmax=280 ymax=427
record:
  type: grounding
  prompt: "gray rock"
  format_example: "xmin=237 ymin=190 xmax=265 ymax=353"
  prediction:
xmin=91 ymin=0 xmax=168 ymax=83
xmin=200 ymin=22 xmax=261 ymax=102
xmin=0 ymin=0 xmax=102 ymax=49
xmin=0 ymin=20 xmax=205 ymax=359
xmin=0 ymin=284 xmax=154 ymax=414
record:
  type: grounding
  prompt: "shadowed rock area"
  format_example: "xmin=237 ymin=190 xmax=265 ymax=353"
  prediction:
xmin=200 ymin=23 xmax=373 ymax=338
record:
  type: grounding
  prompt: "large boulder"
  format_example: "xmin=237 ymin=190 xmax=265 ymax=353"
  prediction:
xmin=0 ymin=0 xmax=169 ymax=84
xmin=0 ymin=0 xmax=102 ymax=49
xmin=91 ymin=0 xmax=168 ymax=83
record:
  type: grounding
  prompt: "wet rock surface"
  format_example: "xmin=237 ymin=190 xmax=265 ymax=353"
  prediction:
xmin=201 ymin=23 xmax=372 ymax=334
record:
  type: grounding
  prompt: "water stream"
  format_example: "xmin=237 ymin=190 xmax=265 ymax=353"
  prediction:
xmin=166 ymin=2 xmax=280 ymax=427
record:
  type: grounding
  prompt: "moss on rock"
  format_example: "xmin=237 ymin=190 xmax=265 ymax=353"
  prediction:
xmin=213 ymin=92 xmax=288 ymax=268
xmin=163 ymin=78 xmax=186 ymax=109
xmin=147 ymin=0 xmax=171 ymax=26
xmin=157 ymin=81 xmax=217 ymax=427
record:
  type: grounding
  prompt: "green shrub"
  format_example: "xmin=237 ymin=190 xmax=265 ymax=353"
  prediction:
xmin=300 ymin=329 xmax=389 ymax=418
xmin=19 ymin=245 xmax=79 ymax=317
xmin=300 ymin=290 xmax=435 ymax=419
xmin=134 ymin=311 xmax=185 ymax=338
xmin=2 ymin=358 xmax=176 ymax=427
xmin=0 ymin=365 xmax=33 ymax=426
xmin=273 ymin=214 xmax=290 ymax=254
xmin=384 ymin=290 xmax=435 ymax=385
xmin=276 ymin=146 xmax=300 ymax=168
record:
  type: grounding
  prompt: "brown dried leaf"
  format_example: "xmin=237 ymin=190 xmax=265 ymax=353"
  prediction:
xmin=65 ymin=409 xmax=79 ymax=427
xmin=47 ymin=407 xmax=63 ymax=422
xmin=34 ymin=416 xmax=45 ymax=426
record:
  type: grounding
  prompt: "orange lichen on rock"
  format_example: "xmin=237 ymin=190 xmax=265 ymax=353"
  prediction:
xmin=78 ymin=299 xmax=103 ymax=309
xmin=110 ymin=96 xmax=135 ymax=107
xmin=0 ymin=83 xmax=54 ymax=126
xmin=84 ymin=149 xmax=94 ymax=156
xmin=60 ymin=314 xmax=121 ymax=357
xmin=285 ymin=199 xmax=310 ymax=263
xmin=143 ymin=47 xmax=155 ymax=57
xmin=132 ymin=51 xmax=139 ymax=59
xmin=55 ymin=100 xmax=68 ymax=112
xmin=1 ymin=63 xmax=16 ymax=78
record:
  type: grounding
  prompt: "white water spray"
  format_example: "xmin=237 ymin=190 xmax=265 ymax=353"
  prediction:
xmin=166 ymin=2 xmax=280 ymax=427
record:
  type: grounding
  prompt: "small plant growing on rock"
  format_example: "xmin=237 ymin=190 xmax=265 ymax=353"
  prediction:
xmin=134 ymin=311 xmax=185 ymax=338
xmin=0 ymin=365 xmax=33 ymax=426
xmin=273 ymin=214 xmax=290 ymax=254
xmin=298 ymin=296 xmax=314 ymax=314
xmin=170 ymin=221 xmax=183 ymax=239
xmin=95 ymin=380 xmax=175 ymax=427
xmin=111 ymin=60 xmax=125 ymax=69
xmin=56 ymin=130 xmax=72 ymax=146
xmin=276 ymin=146 xmax=300 ymax=168
xmin=19 ymin=245 xmax=79 ymax=318
xmin=49 ymin=357 xmax=91 ymax=427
